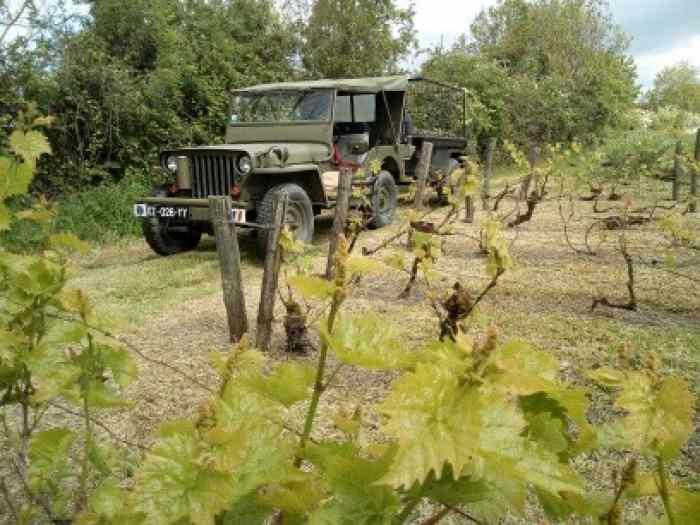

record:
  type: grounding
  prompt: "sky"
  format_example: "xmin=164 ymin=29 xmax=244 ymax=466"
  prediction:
xmin=399 ymin=0 xmax=700 ymax=89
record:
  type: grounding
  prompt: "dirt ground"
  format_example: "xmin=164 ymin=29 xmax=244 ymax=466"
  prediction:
xmin=61 ymin=185 xmax=700 ymax=523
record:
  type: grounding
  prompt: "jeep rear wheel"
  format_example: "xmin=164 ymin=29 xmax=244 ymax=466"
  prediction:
xmin=256 ymin=183 xmax=314 ymax=256
xmin=368 ymin=170 xmax=398 ymax=229
xmin=142 ymin=188 xmax=201 ymax=256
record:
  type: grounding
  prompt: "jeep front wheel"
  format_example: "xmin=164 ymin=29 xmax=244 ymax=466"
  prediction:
xmin=142 ymin=189 xmax=201 ymax=256
xmin=256 ymin=183 xmax=314 ymax=255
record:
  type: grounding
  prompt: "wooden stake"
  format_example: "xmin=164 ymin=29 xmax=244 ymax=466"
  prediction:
xmin=690 ymin=129 xmax=699 ymax=212
xmin=325 ymin=166 xmax=353 ymax=280
xmin=414 ymin=141 xmax=433 ymax=210
xmin=482 ymin=137 xmax=495 ymax=210
xmin=256 ymin=192 xmax=288 ymax=351
xmin=672 ymin=140 xmax=682 ymax=201
xmin=208 ymin=196 xmax=248 ymax=342
xmin=464 ymin=194 xmax=474 ymax=223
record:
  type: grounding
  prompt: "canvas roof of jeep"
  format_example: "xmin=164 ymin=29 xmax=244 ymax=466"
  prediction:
xmin=236 ymin=75 xmax=412 ymax=94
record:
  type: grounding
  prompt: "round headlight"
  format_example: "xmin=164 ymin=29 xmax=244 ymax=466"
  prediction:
xmin=166 ymin=155 xmax=178 ymax=172
xmin=238 ymin=155 xmax=252 ymax=175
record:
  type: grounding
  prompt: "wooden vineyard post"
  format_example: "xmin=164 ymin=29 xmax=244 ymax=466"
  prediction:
xmin=413 ymin=141 xmax=433 ymax=211
xmin=325 ymin=166 xmax=353 ymax=280
xmin=690 ymin=129 xmax=699 ymax=212
xmin=672 ymin=140 xmax=682 ymax=201
xmin=208 ymin=196 xmax=248 ymax=342
xmin=256 ymin=192 xmax=288 ymax=351
xmin=462 ymin=156 xmax=474 ymax=223
xmin=482 ymin=137 xmax=495 ymax=210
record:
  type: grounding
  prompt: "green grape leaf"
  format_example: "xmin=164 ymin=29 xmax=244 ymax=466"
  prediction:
xmin=345 ymin=256 xmax=386 ymax=275
xmin=220 ymin=491 xmax=272 ymax=525
xmin=0 ymin=328 xmax=26 ymax=363
xmin=225 ymin=425 xmax=297 ymax=503
xmin=421 ymin=467 xmax=527 ymax=522
xmin=483 ymin=220 xmax=513 ymax=276
xmin=28 ymin=428 xmax=76 ymax=492
xmin=587 ymin=367 xmax=626 ymax=386
xmin=83 ymin=479 xmax=123 ymax=519
xmin=648 ymin=377 xmax=695 ymax=458
xmin=43 ymin=321 xmax=87 ymax=345
xmin=511 ymin=444 xmax=584 ymax=495
xmin=304 ymin=441 xmax=400 ymax=525
xmin=14 ymin=257 xmax=65 ymax=297
xmin=545 ymin=389 xmax=597 ymax=454
xmin=26 ymin=345 xmax=82 ymax=403
xmin=9 ymin=130 xmax=51 ymax=166
xmin=288 ymin=274 xmax=336 ymax=300
xmin=603 ymin=373 xmax=695 ymax=459
xmin=534 ymin=487 xmax=607 ymax=522
xmin=76 ymin=480 xmax=147 ymax=525
xmin=83 ymin=379 xmax=131 ymax=408
xmin=49 ymin=233 xmax=90 ymax=255
xmin=412 ymin=230 xmax=431 ymax=247
xmin=0 ymin=157 xmax=34 ymax=198
xmin=86 ymin=438 xmax=119 ymax=477
xmin=240 ymin=361 xmax=315 ymax=407
xmin=379 ymin=363 xmax=482 ymax=488
xmin=382 ymin=252 xmax=406 ymax=271
xmin=98 ymin=343 xmax=137 ymax=390
xmin=488 ymin=340 xmax=559 ymax=395
xmin=525 ymin=412 xmax=568 ymax=455
xmin=321 ymin=314 xmax=417 ymax=370
xmin=132 ymin=420 xmax=236 ymax=525
xmin=258 ymin=475 xmax=324 ymax=516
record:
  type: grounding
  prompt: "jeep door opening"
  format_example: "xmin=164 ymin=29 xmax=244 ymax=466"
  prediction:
xmin=133 ymin=75 xmax=467 ymax=256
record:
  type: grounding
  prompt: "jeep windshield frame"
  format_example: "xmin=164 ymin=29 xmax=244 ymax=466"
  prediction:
xmin=229 ymin=89 xmax=333 ymax=126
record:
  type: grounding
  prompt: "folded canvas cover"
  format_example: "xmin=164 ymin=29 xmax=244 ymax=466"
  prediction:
xmin=238 ymin=75 xmax=411 ymax=94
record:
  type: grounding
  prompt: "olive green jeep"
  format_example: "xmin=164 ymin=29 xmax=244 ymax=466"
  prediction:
xmin=133 ymin=75 xmax=467 ymax=256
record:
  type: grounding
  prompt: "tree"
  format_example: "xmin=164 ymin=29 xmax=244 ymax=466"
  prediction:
xmin=420 ymin=48 xmax=509 ymax=151
xmin=648 ymin=61 xmax=700 ymax=114
xmin=465 ymin=0 xmax=637 ymax=145
xmin=16 ymin=0 xmax=299 ymax=192
xmin=302 ymin=0 xmax=416 ymax=78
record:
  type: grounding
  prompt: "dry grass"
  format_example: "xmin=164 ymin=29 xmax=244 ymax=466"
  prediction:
xmin=53 ymin=179 xmax=700 ymax=523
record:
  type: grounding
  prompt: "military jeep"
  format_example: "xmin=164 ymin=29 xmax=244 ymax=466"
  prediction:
xmin=133 ymin=75 xmax=467 ymax=256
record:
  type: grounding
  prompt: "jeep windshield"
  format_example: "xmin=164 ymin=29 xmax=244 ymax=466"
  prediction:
xmin=230 ymin=90 xmax=332 ymax=124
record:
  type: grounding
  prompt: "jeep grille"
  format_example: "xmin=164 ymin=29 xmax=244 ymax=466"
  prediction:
xmin=190 ymin=152 xmax=240 ymax=199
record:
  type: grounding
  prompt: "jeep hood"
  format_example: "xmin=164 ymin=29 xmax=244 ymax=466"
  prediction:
xmin=167 ymin=142 xmax=332 ymax=168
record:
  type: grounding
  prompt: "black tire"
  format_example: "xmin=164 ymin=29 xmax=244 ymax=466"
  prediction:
xmin=256 ymin=183 xmax=314 ymax=255
xmin=142 ymin=187 xmax=201 ymax=256
xmin=368 ymin=170 xmax=398 ymax=229
xmin=435 ymin=158 xmax=460 ymax=206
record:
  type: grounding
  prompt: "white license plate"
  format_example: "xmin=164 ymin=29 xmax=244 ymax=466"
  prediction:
xmin=230 ymin=208 xmax=246 ymax=223
xmin=133 ymin=204 xmax=189 ymax=219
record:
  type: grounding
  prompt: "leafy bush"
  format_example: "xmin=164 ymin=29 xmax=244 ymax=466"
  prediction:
xmin=53 ymin=169 xmax=153 ymax=243
xmin=2 ymin=168 xmax=154 ymax=251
